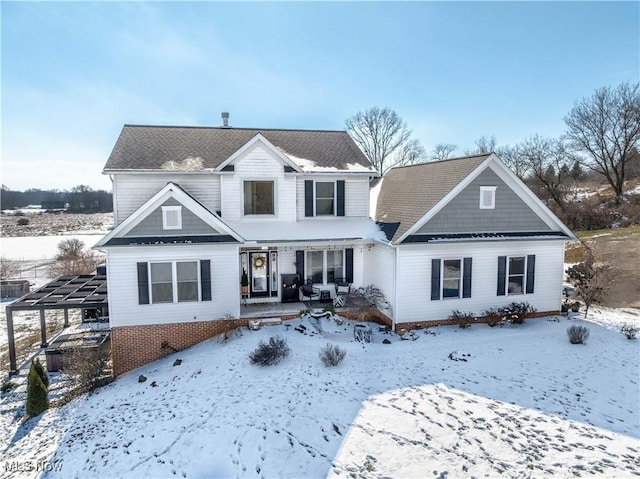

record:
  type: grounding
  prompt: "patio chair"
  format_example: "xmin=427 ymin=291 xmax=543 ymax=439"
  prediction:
xmin=300 ymin=279 xmax=320 ymax=301
xmin=334 ymin=278 xmax=351 ymax=297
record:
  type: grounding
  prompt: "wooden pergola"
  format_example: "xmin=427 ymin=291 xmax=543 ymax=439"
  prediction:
xmin=5 ymin=274 xmax=109 ymax=375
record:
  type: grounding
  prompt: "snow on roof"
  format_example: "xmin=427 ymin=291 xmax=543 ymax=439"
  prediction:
xmin=284 ymin=151 xmax=376 ymax=173
xmin=225 ymin=218 xmax=386 ymax=243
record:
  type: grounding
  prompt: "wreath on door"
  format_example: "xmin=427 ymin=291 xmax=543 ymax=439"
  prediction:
xmin=253 ymin=256 xmax=266 ymax=269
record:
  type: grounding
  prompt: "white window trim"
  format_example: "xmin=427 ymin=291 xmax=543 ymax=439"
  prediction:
xmin=162 ymin=206 xmax=182 ymax=230
xmin=243 ymin=179 xmax=277 ymax=217
xmin=305 ymin=249 xmax=344 ymax=285
xmin=149 ymin=260 xmax=201 ymax=304
xmin=506 ymin=255 xmax=527 ymax=296
xmin=479 ymin=186 xmax=497 ymax=209
xmin=441 ymin=258 xmax=463 ymax=300
xmin=314 ymin=180 xmax=336 ymax=217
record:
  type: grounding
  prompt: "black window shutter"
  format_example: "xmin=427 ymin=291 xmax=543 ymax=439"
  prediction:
xmin=497 ymin=256 xmax=507 ymax=296
xmin=137 ymin=262 xmax=149 ymax=305
xmin=304 ymin=180 xmax=314 ymax=217
xmin=345 ymin=248 xmax=354 ymax=283
xmin=462 ymin=257 xmax=472 ymax=298
xmin=526 ymin=255 xmax=536 ymax=294
xmin=200 ymin=260 xmax=212 ymax=301
xmin=431 ymin=259 xmax=441 ymax=300
xmin=336 ymin=180 xmax=345 ymax=217
xmin=296 ymin=250 xmax=305 ymax=282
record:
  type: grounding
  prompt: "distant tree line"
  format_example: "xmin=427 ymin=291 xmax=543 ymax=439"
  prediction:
xmin=1 ymin=185 xmax=112 ymax=212
xmin=346 ymin=82 xmax=640 ymax=203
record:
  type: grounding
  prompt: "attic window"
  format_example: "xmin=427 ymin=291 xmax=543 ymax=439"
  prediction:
xmin=479 ymin=186 xmax=496 ymax=209
xmin=162 ymin=206 xmax=182 ymax=230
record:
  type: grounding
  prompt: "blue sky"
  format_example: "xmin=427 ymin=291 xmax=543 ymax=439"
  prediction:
xmin=1 ymin=1 xmax=638 ymax=191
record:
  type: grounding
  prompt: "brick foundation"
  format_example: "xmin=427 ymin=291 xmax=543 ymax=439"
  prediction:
xmin=111 ymin=319 xmax=247 ymax=377
xmin=394 ymin=310 xmax=560 ymax=331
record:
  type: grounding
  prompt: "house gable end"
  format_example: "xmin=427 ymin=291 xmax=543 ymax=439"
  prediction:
xmin=94 ymin=182 xmax=243 ymax=248
xmin=415 ymin=167 xmax=551 ymax=234
xmin=125 ymin=197 xmax=224 ymax=237
xmin=216 ymin=134 xmax=301 ymax=172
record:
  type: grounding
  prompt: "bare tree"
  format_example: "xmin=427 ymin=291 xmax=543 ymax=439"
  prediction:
xmin=564 ymin=82 xmax=640 ymax=198
xmin=566 ymin=257 xmax=615 ymax=317
xmin=50 ymin=251 xmax=102 ymax=277
xmin=56 ymin=238 xmax=85 ymax=260
xmin=345 ymin=107 xmax=425 ymax=176
xmin=496 ymin=144 xmax=530 ymax=180
xmin=431 ymin=143 xmax=457 ymax=161
xmin=520 ymin=135 xmax=573 ymax=212
xmin=465 ymin=135 xmax=497 ymax=155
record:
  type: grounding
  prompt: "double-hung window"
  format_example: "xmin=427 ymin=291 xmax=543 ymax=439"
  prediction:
xmin=150 ymin=261 xmax=200 ymax=303
xmin=244 ymin=181 xmax=274 ymax=215
xmin=315 ymin=182 xmax=335 ymax=215
xmin=497 ymin=255 xmax=536 ymax=296
xmin=431 ymin=258 xmax=473 ymax=300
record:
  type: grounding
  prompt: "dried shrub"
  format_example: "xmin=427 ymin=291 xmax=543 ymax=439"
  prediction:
xmin=620 ymin=322 xmax=640 ymax=340
xmin=566 ymin=259 xmax=615 ymax=317
xmin=346 ymin=284 xmax=390 ymax=310
xmin=62 ymin=345 xmax=110 ymax=389
xmin=49 ymin=250 xmax=102 ymax=277
xmin=16 ymin=217 xmax=29 ymax=226
xmin=482 ymin=302 xmax=537 ymax=326
xmin=448 ymin=310 xmax=476 ymax=329
xmin=0 ymin=257 xmax=20 ymax=280
xmin=319 ymin=343 xmax=346 ymax=367
xmin=567 ymin=325 xmax=590 ymax=344
xmin=249 ymin=336 xmax=290 ymax=366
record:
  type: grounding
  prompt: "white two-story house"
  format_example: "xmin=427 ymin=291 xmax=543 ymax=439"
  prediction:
xmin=96 ymin=122 xmax=384 ymax=375
xmin=96 ymin=119 xmax=575 ymax=376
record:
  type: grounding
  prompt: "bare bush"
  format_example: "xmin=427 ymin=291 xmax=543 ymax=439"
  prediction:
xmin=620 ymin=323 xmax=640 ymax=340
xmin=16 ymin=217 xmax=29 ymax=226
xmin=56 ymin=238 xmax=85 ymax=260
xmin=353 ymin=324 xmax=372 ymax=343
xmin=61 ymin=345 xmax=110 ymax=389
xmin=347 ymin=285 xmax=390 ymax=310
xmin=0 ymin=257 xmax=19 ymax=280
xmin=567 ymin=325 xmax=590 ymax=344
xmin=448 ymin=310 xmax=476 ymax=329
xmin=319 ymin=343 xmax=346 ymax=367
xmin=249 ymin=336 xmax=290 ymax=366
xmin=49 ymin=250 xmax=101 ymax=277
xmin=566 ymin=258 xmax=615 ymax=317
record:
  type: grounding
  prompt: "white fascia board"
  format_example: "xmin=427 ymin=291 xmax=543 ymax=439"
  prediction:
xmin=216 ymin=133 xmax=302 ymax=172
xmin=94 ymin=182 xmax=244 ymax=248
xmin=394 ymin=155 xmax=496 ymax=244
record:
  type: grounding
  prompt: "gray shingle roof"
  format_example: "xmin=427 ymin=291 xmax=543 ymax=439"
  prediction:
xmin=375 ymin=154 xmax=491 ymax=242
xmin=103 ymin=125 xmax=374 ymax=172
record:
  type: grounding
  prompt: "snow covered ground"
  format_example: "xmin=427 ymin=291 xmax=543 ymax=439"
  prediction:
xmin=1 ymin=308 xmax=638 ymax=479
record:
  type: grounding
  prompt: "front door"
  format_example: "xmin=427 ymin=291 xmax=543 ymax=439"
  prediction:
xmin=249 ymin=252 xmax=269 ymax=298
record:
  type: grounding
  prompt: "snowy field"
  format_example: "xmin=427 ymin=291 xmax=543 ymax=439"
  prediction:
xmin=1 ymin=308 xmax=638 ymax=479
xmin=0 ymin=234 xmax=106 ymax=261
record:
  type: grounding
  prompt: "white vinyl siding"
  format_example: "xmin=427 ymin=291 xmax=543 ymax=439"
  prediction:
xmin=296 ymin=176 xmax=370 ymax=219
xmin=394 ymin=240 xmax=566 ymax=324
xmin=106 ymin=244 xmax=240 ymax=327
xmin=362 ymin=242 xmax=396 ymax=315
xmin=113 ymin=174 xmax=220 ymax=225
xmin=221 ymin=144 xmax=296 ymax=222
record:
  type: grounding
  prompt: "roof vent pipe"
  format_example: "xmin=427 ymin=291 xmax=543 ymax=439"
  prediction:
xmin=221 ymin=112 xmax=230 ymax=128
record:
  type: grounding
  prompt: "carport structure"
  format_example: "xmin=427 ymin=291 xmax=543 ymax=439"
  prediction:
xmin=5 ymin=274 xmax=109 ymax=375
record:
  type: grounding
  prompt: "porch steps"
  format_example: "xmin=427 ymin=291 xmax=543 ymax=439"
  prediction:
xmin=248 ymin=317 xmax=283 ymax=330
